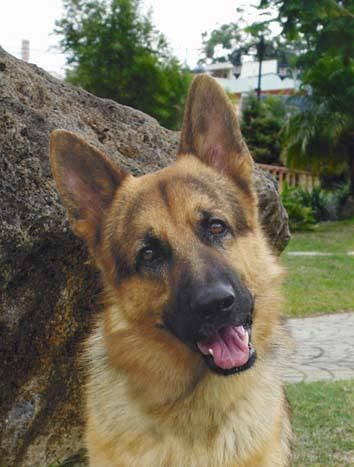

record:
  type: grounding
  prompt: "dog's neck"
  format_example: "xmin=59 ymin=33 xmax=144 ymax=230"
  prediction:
xmin=88 ymin=321 xmax=281 ymax=440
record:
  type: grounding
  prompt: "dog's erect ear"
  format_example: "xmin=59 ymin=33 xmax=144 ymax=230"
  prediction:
xmin=50 ymin=130 xmax=127 ymax=248
xmin=178 ymin=74 xmax=253 ymax=186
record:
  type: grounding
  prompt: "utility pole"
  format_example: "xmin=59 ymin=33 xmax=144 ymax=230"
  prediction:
xmin=232 ymin=35 xmax=266 ymax=101
xmin=256 ymin=36 xmax=265 ymax=101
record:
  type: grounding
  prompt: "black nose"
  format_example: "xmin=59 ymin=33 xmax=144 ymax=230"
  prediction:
xmin=191 ymin=283 xmax=235 ymax=317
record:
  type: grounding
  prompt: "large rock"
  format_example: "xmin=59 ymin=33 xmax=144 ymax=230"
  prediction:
xmin=0 ymin=47 xmax=290 ymax=467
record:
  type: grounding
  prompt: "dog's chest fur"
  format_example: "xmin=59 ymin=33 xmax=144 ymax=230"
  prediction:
xmin=85 ymin=321 xmax=289 ymax=467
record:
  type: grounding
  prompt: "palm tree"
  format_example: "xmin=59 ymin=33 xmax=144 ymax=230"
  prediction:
xmin=281 ymin=97 xmax=354 ymax=197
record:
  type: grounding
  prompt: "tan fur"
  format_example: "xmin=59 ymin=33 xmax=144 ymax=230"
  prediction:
xmin=50 ymin=75 xmax=292 ymax=466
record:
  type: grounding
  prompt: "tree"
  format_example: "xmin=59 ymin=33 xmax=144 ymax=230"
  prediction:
xmin=200 ymin=23 xmax=244 ymax=63
xmin=241 ymin=93 xmax=287 ymax=165
xmin=199 ymin=22 xmax=281 ymax=65
xmin=198 ymin=4 xmax=303 ymax=67
xmin=55 ymin=0 xmax=191 ymax=129
xmin=257 ymin=0 xmax=354 ymax=195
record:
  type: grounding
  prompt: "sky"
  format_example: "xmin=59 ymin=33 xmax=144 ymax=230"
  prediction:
xmin=0 ymin=0 xmax=258 ymax=77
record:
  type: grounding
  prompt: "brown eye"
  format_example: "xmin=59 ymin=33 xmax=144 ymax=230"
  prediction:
xmin=140 ymin=247 xmax=156 ymax=263
xmin=208 ymin=219 xmax=227 ymax=236
xmin=137 ymin=237 xmax=170 ymax=271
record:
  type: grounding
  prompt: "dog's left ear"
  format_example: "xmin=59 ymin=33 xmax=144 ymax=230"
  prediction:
xmin=178 ymin=74 xmax=253 ymax=187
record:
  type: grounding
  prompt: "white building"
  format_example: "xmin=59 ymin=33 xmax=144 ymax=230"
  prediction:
xmin=202 ymin=60 xmax=298 ymax=112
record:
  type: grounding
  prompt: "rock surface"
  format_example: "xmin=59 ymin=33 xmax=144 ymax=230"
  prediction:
xmin=0 ymin=47 xmax=290 ymax=467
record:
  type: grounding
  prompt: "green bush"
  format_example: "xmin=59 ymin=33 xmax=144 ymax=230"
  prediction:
xmin=241 ymin=93 xmax=287 ymax=165
xmin=281 ymin=184 xmax=351 ymax=231
xmin=296 ymin=186 xmax=333 ymax=222
xmin=281 ymin=184 xmax=316 ymax=231
xmin=335 ymin=184 xmax=351 ymax=207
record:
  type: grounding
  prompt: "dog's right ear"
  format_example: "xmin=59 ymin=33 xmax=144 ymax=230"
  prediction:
xmin=49 ymin=130 xmax=128 ymax=249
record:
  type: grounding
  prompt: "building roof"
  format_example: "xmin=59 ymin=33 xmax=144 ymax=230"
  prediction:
xmin=215 ymin=73 xmax=296 ymax=94
xmin=205 ymin=59 xmax=280 ymax=78
xmin=205 ymin=62 xmax=233 ymax=71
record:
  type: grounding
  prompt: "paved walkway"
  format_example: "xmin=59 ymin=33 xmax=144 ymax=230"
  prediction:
xmin=283 ymin=312 xmax=354 ymax=383
xmin=287 ymin=251 xmax=354 ymax=256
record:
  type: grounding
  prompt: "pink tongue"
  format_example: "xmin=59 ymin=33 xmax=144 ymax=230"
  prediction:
xmin=197 ymin=325 xmax=249 ymax=370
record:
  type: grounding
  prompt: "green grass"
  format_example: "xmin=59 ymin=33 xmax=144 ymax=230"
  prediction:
xmin=285 ymin=219 xmax=354 ymax=253
xmin=288 ymin=380 xmax=354 ymax=466
xmin=282 ymin=219 xmax=354 ymax=317
xmin=49 ymin=450 xmax=87 ymax=467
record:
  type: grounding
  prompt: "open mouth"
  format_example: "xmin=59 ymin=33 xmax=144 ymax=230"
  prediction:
xmin=196 ymin=324 xmax=256 ymax=376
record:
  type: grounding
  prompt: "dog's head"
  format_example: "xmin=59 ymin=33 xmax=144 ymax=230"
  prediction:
xmin=50 ymin=76 xmax=282 ymax=381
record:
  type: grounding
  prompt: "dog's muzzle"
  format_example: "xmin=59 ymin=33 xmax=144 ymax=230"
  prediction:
xmin=163 ymin=271 xmax=257 ymax=376
xmin=192 ymin=281 xmax=256 ymax=376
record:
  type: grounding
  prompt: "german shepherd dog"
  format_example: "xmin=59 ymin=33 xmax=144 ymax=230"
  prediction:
xmin=50 ymin=75 xmax=292 ymax=466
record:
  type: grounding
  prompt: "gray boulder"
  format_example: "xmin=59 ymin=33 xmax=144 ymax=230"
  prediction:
xmin=0 ymin=47 xmax=290 ymax=467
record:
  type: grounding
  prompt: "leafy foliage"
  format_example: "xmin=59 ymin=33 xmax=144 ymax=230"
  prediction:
xmin=241 ymin=93 xmax=287 ymax=165
xmin=297 ymin=186 xmax=336 ymax=221
xmin=55 ymin=0 xmax=192 ymax=129
xmin=256 ymin=0 xmax=354 ymax=195
xmin=198 ymin=3 xmax=305 ymax=68
xmin=281 ymin=183 xmax=351 ymax=230
xmin=280 ymin=101 xmax=351 ymax=172
xmin=200 ymin=23 xmax=244 ymax=63
xmin=281 ymin=184 xmax=317 ymax=231
xmin=258 ymin=0 xmax=353 ymax=44
xmin=199 ymin=23 xmax=296 ymax=66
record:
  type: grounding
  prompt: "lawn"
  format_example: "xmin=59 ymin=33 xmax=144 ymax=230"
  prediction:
xmin=287 ymin=380 xmax=354 ymax=466
xmin=282 ymin=219 xmax=354 ymax=317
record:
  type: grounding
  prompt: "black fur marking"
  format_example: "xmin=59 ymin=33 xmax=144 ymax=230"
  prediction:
xmin=136 ymin=232 xmax=172 ymax=274
xmin=110 ymin=241 xmax=133 ymax=282
xmin=232 ymin=173 xmax=253 ymax=197
xmin=93 ymin=224 xmax=102 ymax=248
xmin=174 ymin=174 xmax=218 ymax=198
xmin=158 ymin=180 xmax=172 ymax=213
xmin=123 ymin=190 xmax=147 ymax=226
xmin=224 ymin=191 xmax=250 ymax=235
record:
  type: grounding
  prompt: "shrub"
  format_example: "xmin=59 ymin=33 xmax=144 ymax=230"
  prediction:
xmin=296 ymin=186 xmax=333 ymax=222
xmin=281 ymin=184 xmax=316 ymax=231
xmin=281 ymin=184 xmax=351 ymax=231
xmin=335 ymin=184 xmax=351 ymax=207
xmin=241 ymin=93 xmax=287 ymax=165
